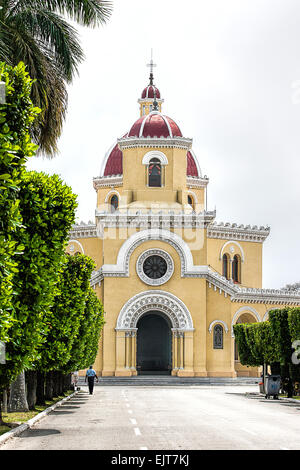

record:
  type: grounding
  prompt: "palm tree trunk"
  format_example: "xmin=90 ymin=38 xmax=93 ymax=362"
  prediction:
xmin=8 ymin=372 xmax=29 ymax=412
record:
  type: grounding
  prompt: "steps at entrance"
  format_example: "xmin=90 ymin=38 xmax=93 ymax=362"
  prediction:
xmin=78 ymin=376 xmax=259 ymax=387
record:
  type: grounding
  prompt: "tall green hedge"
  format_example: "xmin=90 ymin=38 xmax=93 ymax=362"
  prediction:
xmin=0 ymin=62 xmax=40 ymax=342
xmin=37 ymin=254 xmax=96 ymax=373
xmin=0 ymin=171 xmax=77 ymax=392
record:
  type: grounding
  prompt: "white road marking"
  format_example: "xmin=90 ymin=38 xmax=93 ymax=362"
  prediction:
xmin=140 ymin=447 xmax=148 ymax=450
xmin=134 ymin=427 xmax=141 ymax=436
xmin=130 ymin=418 xmax=137 ymax=425
xmin=240 ymin=428 xmax=257 ymax=436
xmin=128 ymin=409 xmax=133 ymax=414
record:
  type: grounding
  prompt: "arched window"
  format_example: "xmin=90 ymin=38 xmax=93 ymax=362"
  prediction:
xmin=213 ymin=325 xmax=223 ymax=349
xmin=187 ymin=195 xmax=194 ymax=210
xmin=110 ymin=194 xmax=119 ymax=212
xmin=222 ymin=253 xmax=230 ymax=280
xmin=232 ymin=255 xmax=241 ymax=283
xmin=148 ymin=158 xmax=161 ymax=187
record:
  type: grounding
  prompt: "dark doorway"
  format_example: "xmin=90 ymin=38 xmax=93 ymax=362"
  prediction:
xmin=136 ymin=312 xmax=172 ymax=375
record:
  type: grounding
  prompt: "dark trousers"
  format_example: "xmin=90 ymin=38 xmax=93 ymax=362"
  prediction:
xmin=88 ymin=376 xmax=95 ymax=394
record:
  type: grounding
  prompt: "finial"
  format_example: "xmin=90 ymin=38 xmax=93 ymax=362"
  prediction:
xmin=153 ymin=87 xmax=159 ymax=111
xmin=147 ymin=48 xmax=156 ymax=85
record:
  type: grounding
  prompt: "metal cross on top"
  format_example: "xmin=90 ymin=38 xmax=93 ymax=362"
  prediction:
xmin=147 ymin=49 xmax=156 ymax=85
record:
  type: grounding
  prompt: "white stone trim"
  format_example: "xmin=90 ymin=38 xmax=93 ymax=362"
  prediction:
xmin=93 ymin=175 xmax=123 ymax=190
xmin=101 ymin=228 xmax=196 ymax=278
xmin=142 ymin=150 xmax=168 ymax=165
xmin=136 ymin=249 xmax=174 ymax=286
xmin=118 ymin=136 xmax=193 ymax=151
xmin=104 ymin=189 xmax=121 ymax=203
xmin=231 ymin=306 xmax=261 ymax=336
xmin=220 ymin=240 xmax=245 ymax=262
xmin=208 ymin=320 xmax=229 ymax=333
xmin=187 ymin=190 xmax=198 ymax=205
xmin=116 ymin=290 xmax=194 ymax=330
xmin=67 ymin=239 xmax=85 ymax=254
xmin=208 ymin=222 xmax=270 ymax=243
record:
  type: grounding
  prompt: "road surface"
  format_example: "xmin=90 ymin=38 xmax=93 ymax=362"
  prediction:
xmin=1 ymin=385 xmax=300 ymax=450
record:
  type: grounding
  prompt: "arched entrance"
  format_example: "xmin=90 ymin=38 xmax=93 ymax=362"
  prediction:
xmin=136 ymin=311 xmax=172 ymax=375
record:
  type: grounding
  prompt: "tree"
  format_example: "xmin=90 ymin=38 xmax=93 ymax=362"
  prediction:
xmin=0 ymin=171 xmax=77 ymax=421
xmin=269 ymin=308 xmax=294 ymax=397
xmin=64 ymin=287 xmax=105 ymax=373
xmin=0 ymin=0 xmax=113 ymax=156
xmin=0 ymin=62 xmax=39 ymax=343
xmin=34 ymin=254 xmax=102 ymax=401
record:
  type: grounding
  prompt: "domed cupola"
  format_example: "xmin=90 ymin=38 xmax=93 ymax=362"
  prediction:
xmin=128 ymin=111 xmax=182 ymax=138
xmin=141 ymin=85 xmax=161 ymax=100
xmin=138 ymin=53 xmax=164 ymax=116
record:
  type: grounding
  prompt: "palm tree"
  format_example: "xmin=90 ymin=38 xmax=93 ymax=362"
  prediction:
xmin=0 ymin=0 xmax=112 ymax=156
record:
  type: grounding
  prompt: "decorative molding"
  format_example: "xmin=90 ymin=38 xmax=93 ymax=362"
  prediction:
xmin=93 ymin=175 xmax=123 ymax=190
xmin=142 ymin=150 xmax=168 ymax=165
xmin=208 ymin=221 xmax=270 ymax=243
xmin=116 ymin=290 xmax=194 ymax=330
xmin=118 ymin=135 xmax=193 ymax=151
xmin=67 ymin=239 xmax=85 ymax=254
xmin=136 ymin=249 xmax=174 ymax=286
xmin=220 ymin=240 xmax=245 ymax=262
xmin=208 ymin=320 xmax=229 ymax=333
xmin=104 ymin=189 xmax=121 ymax=203
xmin=186 ymin=176 xmax=209 ymax=188
xmin=69 ymin=224 xmax=97 ymax=239
xmin=231 ymin=306 xmax=261 ymax=336
xmin=95 ymin=210 xmax=216 ymax=229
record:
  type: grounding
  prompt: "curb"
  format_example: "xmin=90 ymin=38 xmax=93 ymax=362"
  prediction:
xmin=0 ymin=390 xmax=78 ymax=447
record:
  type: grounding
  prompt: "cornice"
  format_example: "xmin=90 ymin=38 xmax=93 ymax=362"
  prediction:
xmin=207 ymin=221 xmax=270 ymax=243
xmin=93 ymin=175 xmax=123 ymax=190
xmin=69 ymin=223 xmax=97 ymax=239
xmin=118 ymin=135 xmax=193 ymax=150
xmin=95 ymin=210 xmax=217 ymax=229
xmin=186 ymin=176 xmax=209 ymax=188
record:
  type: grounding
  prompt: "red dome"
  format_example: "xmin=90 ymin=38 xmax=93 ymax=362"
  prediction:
xmin=187 ymin=150 xmax=199 ymax=177
xmin=128 ymin=112 xmax=182 ymax=138
xmin=103 ymin=143 xmax=122 ymax=176
xmin=141 ymin=85 xmax=161 ymax=99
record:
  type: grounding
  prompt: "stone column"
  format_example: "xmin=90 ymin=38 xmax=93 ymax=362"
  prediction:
xmin=171 ymin=329 xmax=178 ymax=375
xmin=178 ymin=331 xmax=184 ymax=370
xmin=125 ymin=331 xmax=131 ymax=369
xmin=131 ymin=330 xmax=138 ymax=376
xmin=183 ymin=330 xmax=194 ymax=376
xmin=115 ymin=329 xmax=131 ymax=376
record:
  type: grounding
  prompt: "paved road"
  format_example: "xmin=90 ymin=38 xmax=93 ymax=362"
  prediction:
xmin=1 ymin=385 xmax=300 ymax=450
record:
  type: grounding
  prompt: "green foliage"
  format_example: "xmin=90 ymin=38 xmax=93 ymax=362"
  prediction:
xmin=0 ymin=171 xmax=77 ymax=391
xmin=37 ymin=254 xmax=97 ymax=372
xmin=288 ymin=308 xmax=300 ymax=343
xmin=65 ymin=287 xmax=105 ymax=372
xmin=268 ymin=308 xmax=292 ymax=365
xmin=233 ymin=324 xmax=256 ymax=366
xmin=0 ymin=1 xmax=112 ymax=155
xmin=0 ymin=62 xmax=40 ymax=342
xmin=234 ymin=321 xmax=278 ymax=367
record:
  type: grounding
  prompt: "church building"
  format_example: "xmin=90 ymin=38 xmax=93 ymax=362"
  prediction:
xmin=67 ymin=64 xmax=300 ymax=378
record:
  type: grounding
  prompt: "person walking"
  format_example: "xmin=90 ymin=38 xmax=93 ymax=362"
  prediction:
xmin=85 ymin=366 xmax=98 ymax=395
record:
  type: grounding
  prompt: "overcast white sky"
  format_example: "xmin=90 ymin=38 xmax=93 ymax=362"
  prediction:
xmin=26 ymin=0 xmax=300 ymax=289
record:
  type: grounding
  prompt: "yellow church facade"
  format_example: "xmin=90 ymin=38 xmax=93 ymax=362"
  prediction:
xmin=67 ymin=70 xmax=300 ymax=378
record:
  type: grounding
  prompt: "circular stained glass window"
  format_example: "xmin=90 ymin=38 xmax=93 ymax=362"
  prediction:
xmin=136 ymin=249 xmax=174 ymax=286
xmin=143 ymin=255 xmax=168 ymax=280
